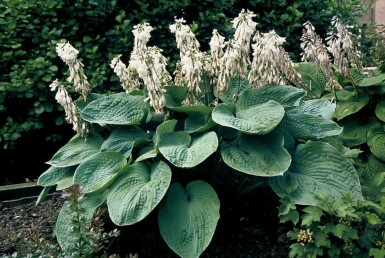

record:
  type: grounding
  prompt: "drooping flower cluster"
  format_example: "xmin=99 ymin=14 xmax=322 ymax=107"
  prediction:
xmin=326 ymin=16 xmax=362 ymax=76
xmin=49 ymin=79 xmax=88 ymax=136
xmin=249 ymin=31 xmax=301 ymax=86
xmin=218 ymin=9 xmax=257 ymax=92
xmin=170 ymin=18 xmax=203 ymax=102
xmin=110 ymin=55 xmax=140 ymax=93
xmin=300 ymin=21 xmax=333 ymax=84
xmin=207 ymin=29 xmax=225 ymax=78
xmin=130 ymin=46 xmax=171 ymax=113
xmin=56 ymin=42 xmax=90 ymax=100
xmin=111 ymin=22 xmax=171 ymax=113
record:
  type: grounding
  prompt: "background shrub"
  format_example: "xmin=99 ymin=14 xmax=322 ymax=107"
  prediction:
xmin=0 ymin=0 xmax=366 ymax=184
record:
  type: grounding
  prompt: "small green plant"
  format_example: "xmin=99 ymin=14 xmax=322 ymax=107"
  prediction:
xmin=279 ymin=193 xmax=385 ymax=258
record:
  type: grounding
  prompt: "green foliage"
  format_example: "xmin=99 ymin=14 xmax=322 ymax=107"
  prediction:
xmin=34 ymin=6 xmax=372 ymax=257
xmin=280 ymin=192 xmax=385 ymax=258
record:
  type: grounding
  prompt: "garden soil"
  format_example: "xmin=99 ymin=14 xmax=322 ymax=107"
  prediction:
xmin=0 ymin=189 xmax=290 ymax=257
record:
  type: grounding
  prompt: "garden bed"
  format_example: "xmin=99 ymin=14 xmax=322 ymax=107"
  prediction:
xmin=0 ymin=187 xmax=290 ymax=257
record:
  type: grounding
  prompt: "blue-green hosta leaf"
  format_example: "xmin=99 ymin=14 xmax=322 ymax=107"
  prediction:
xmin=136 ymin=145 xmax=158 ymax=162
xmin=75 ymin=92 xmax=103 ymax=110
xmin=368 ymin=130 xmax=385 ymax=162
xmin=212 ymin=101 xmax=284 ymax=135
xmin=295 ymin=62 xmax=327 ymax=99
xmin=36 ymin=186 xmax=52 ymax=205
xmin=74 ymin=152 xmax=127 ymax=193
xmin=350 ymin=68 xmax=385 ymax=87
xmin=184 ymin=116 xmax=216 ymax=133
xmin=56 ymin=191 xmax=106 ymax=252
xmin=47 ymin=134 xmax=103 ymax=167
xmin=158 ymin=181 xmax=220 ymax=258
xmin=333 ymin=91 xmax=369 ymax=120
xmin=159 ymin=131 xmax=218 ymax=168
xmin=269 ymin=141 xmax=362 ymax=205
xmin=37 ymin=166 xmax=75 ymax=186
xmin=164 ymin=86 xmax=189 ymax=108
xmin=221 ymin=132 xmax=291 ymax=176
xmin=290 ymin=99 xmax=336 ymax=119
xmin=56 ymin=176 xmax=74 ymax=191
xmin=154 ymin=119 xmax=178 ymax=148
xmin=170 ymin=105 xmax=213 ymax=118
xmin=101 ymin=127 xmax=149 ymax=158
xmin=280 ymin=112 xmax=342 ymax=140
xmin=375 ymin=101 xmax=385 ymax=122
xmin=81 ymin=93 xmax=146 ymax=125
xmin=218 ymin=75 xmax=250 ymax=103
xmin=107 ymin=161 xmax=171 ymax=226
xmin=340 ymin=118 xmax=380 ymax=147
xmin=235 ymin=86 xmax=306 ymax=110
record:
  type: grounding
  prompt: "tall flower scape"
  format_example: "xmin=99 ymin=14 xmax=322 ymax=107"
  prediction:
xmin=44 ymin=9 xmax=366 ymax=258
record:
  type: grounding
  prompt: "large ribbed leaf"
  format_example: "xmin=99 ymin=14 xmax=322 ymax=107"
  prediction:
xmin=154 ymin=119 xmax=178 ymax=148
xmin=136 ymin=145 xmax=158 ymax=162
xmin=37 ymin=166 xmax=75 ymax=186
xmin=296 ymin=62 xmax=327 ymax=98
xmin=340 ymin=118 xmax=379 ymax=147
xmin=269 ymin=141 xmax=362 ymax=205
xmin=333 ymin=91 xmax=369 ymax=120
xmin=350 ymin=68 xmax=385 ymax=87
xmin=368 ymin=130 xmax=385 ymax=162
xmin=235 ymin=86 xmax=306 ymax=109
xmin=221 ymin=131 xmax=291 ymax=176
xmin=212 ymin=101 xmax=284 ymax=135
xmin=107 ymin=161 xmax=171 ymax=226
xmin=159 ymin=131 xmax=218 ymax=168
xmin=56 ymin=176 xmax=74 ymax=190
xmin=375 ymin=101 xmax=385 ymax=122
xmin=184 ymin=116 xmax=216 ymax=133
xmin=74 ymin=152 xmax=127 ymax=193
xmin=56 ymin=192 xmax=106 ymax=252
xmin=81 ymin=93 xmax=145 ymax=125
xmin=290 ymin=99 xmax=336 ymax=119
xmin=47 ymin=134 xmax=103 ymax=167
xmin=101 ymin=127 xmax=149 ymax=158
xmin=164 ymin=86 xmax=189 ymax=108
xmin=75 ymin=92 xmax=103 ymax=110
xmin=158 ymin=181 xmax=220 ymax=258
xmin=280 ymin=112 xmax=342 ymax=140
xmin=358 ymin=154 xmax=385 ymax=186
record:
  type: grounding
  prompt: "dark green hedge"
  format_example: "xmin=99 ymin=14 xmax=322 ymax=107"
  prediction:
xmin=0 ymin=0 xmax=365 ymax=183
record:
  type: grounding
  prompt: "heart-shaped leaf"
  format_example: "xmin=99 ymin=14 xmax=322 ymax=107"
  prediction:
xmin=212 ymin=101 xmax=284 ymax=135
xmin=350 ymin=68 xmax=385 ymax=87
xmin=74 ymin=152 xmax=127 ymax=193
xmin=56 ymin=191 xmax=106 ymax=252
xmin=236 ymin=86 xmax=306 ymax=110
xmin=185 ymin=116 xmax=216 ymax=133
xmin=101 ymin=127 xmax=149 ymax=158
xmin=218 ymin=75 xmax=250 ymax=103
xmin=375 ymin=100 xmax=385 ymax=122
xmin=37 ymin=166 xmax=75 ymax=187
xmin=81 ymin=93 xmax=146 ymax=125
xmin=368 ymin=130 xmax=385 ymax=162
xmin=295 ymin=62 xmax=327 ymax=99
xmin=159 ymin=131 xmax=218 ymax=168
xmin=340 ymin=117 xmax=380 ymax=147
xmin=107 ymin=161 xmax=171 ymax=226
xmin=333 ymin=91 xmax=369 ymax=120
xmin=158 ymin=181 xmax=220 ymax=258
xmin=221 ymin=131 xmax=291 ymax=176
xmin=269 ymin=141 xmax=362 ymax=205
xmin=136 ymin=145 xmax=158 ymax=162
xmin=154 ymin=119 xmax=178 ymax=148
xmin=289 ymin=99 xmax=336 ymax=119
xmin=279 ymin=112 xmax=342 ymax=140
xmin=164 ymin=86 xmax=189 ymax=108
xmin=47 ymin=134 xmax=103 ymax=167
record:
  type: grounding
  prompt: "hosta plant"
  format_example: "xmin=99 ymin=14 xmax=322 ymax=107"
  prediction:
xmin=37 ymin=10 xmax=363 ymax=257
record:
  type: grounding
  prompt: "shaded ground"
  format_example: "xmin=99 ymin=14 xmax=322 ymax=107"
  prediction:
xmin=0 ymin=189 xmax=290 ymax=257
